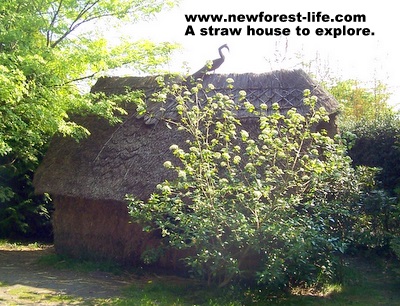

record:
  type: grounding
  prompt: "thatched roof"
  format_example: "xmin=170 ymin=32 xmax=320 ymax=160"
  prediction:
xmin=92 ymin=69 xmax=337 ymax=124
xmin=33 ymin=70 xmax=338 ymax=202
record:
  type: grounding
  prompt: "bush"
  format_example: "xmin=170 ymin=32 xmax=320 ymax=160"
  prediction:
xmin=340 ymin=113 xmax=400 ymax=253
xmin=0 ymin=154 xmax=53 ymax=240
xmin=127 ymin=79 xmax=366 ymax=289
xmin=341 ymin=113 xmax=400 ymax=195
xmin=351 ymin=189 xmax=399 ymax=250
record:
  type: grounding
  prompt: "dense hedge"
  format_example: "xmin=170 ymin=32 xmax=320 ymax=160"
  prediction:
xmin=340 ymin=114 xmax=400 ymax=252
xmin=341 ymin=114 xmax=400 ymax=195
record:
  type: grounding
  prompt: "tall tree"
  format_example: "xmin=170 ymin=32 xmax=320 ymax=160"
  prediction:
xmin=0 ymin=0 xmax=178 ymax=237
xmin=329 ymin=79 xmax=392 ymax=123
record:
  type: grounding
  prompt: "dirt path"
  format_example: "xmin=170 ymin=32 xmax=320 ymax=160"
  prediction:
xmin=0 ymin=245 xmax=132 ymax=305
xmin=2 ymin=244 xmax=400 ymax=305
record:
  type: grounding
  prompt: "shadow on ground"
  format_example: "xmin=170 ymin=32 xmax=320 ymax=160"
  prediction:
xmin=0 ymin=246 xmax=132 ymax=304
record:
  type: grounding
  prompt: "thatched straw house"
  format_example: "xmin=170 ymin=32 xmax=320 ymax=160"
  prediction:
xmin=33 ymin=70 xmax=338 ymax=267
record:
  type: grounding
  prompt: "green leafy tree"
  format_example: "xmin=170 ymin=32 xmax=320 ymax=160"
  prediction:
xmin=0 ymin=0 xmax=178 ymax=238
xmin=127 ymin=79 xmax=366 ymax=288
xmin=329 ymin=79 xmax=392 ymax=123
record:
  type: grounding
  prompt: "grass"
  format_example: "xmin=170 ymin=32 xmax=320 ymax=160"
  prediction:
xmin=95 ymin=279 xmax=246 ymax=306
xmin=85 ymin=255 xmax=400 ymax=306
xmin=84 ymin=275 xmax=399 ymax=306
xmin=60 ymin=261 xmax=397 ymax=306
xmin=37 ymin=254 xmax=241 ymax=305
xmin=1 ymin=240 xmax=400 ymax=305
xmin=0 ymin=239 xmax=47 ymax=251
xmin=5 ymin=285 xmax=84 ymax=305
xmin=37 ymin=253 xmax=124 ymax=274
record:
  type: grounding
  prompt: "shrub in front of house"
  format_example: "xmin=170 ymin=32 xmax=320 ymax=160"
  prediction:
xmin=127 ymin=80 xmax=368 ymax=289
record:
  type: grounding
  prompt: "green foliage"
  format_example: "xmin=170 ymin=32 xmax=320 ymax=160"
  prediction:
xmin=390 ymin=237 xmax=400 ymax=261
xmin=0 ymin=0 xmax=178 ymax=238
xmin=127 ymin=80 xmax=366 ymax=288
xmin=332 ymin=80 xmax=400 ymax=254
xmin=329 ymin=79 xmax=392 ymax=123
xmin=341 ymin=113 xmax=400 ymax=195
xmin=352 ymin=189 xmax=399 ymax=250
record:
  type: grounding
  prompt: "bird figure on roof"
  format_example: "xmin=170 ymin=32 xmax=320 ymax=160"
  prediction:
xmin=192 ymin=44 xmax=229 ymax=79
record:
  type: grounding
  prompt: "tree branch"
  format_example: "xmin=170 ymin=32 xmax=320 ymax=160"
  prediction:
xmin=49 ymin=0 xmax=160 ymax=48
xmin=55 ymin=73 xmax=97 ymax=87
xmin=50 ymin=0 xmax=101 ymax=48
xmin=47 ymin=0 xmax=64 ymax=47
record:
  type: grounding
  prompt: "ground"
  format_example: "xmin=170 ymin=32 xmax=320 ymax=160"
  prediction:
xmin=0 ymin=244 xmax=131 ymax=305
xmin=1 ymin=242 xmax=400 ymax=305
